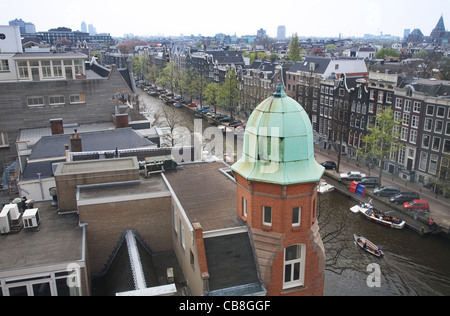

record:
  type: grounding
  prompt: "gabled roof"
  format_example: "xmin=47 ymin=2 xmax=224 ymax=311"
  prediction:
xmin=206 ymin=50 xmax=245 ymax=66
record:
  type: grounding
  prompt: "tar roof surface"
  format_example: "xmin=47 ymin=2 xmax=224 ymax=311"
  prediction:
xmin=164 ymin=161 xmax=242 ymax=232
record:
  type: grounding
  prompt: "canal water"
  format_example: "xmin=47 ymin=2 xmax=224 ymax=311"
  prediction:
xmin=139 ymin=90 xmax=450 ymax=296
xmin=320 ymin=191 xmax=450 ymax=296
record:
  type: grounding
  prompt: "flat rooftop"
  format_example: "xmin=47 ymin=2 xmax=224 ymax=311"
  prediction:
xmin=77 ymin=173 xmax=170 ymax=206
xmin=0 ymin=201 xmax=83 ymax=273
xmin=164 ymin=161 xmax=242 ymax=232
xmin=55 ymin=157 xmax=139 ymax=176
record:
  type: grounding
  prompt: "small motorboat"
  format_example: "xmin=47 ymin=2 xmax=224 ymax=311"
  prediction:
xmin=349 ymin=202 xmax=371 ymax=214
xmin=354 ymin=234 xmax=384 ymax=258
xmin=318 ymin=179 xmax=335 ymax=194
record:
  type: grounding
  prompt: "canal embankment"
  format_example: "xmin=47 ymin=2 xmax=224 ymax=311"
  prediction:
xmin=322 ymin=172 xmax=444 ymax=236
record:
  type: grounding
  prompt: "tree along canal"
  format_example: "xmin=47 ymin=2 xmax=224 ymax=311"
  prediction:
xmin=139 ymin=90 xmax=450 ymax=296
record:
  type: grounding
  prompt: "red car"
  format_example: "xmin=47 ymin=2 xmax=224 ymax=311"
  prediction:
xmin=403 ymin=200 xmax=430 ymax=212
xmin=188 ymin=102 xmax=197 ymax=107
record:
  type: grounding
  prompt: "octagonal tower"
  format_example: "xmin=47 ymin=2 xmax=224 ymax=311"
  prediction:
xmin=232 ymin=84 xmax=326 ymax=296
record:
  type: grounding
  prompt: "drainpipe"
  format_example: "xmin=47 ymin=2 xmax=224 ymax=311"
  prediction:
xmin=37 ymin=173 xmax=44 ymax=200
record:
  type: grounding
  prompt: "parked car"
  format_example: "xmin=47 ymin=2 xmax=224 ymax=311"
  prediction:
xmin=374 ymin=185 xmax=401 ymax=197
xmin=219 ymin=116 xmax=232 ymax=123
xmin=188 ymin=102 xmax=198 ymax=107
xmin=198 ymin=106 xmax=210 ymax=112
xmin=339 ymin=171 xmax=366 ymax=181
xmin=390 ymin=192 xmax=420 ymax=204
xmin=214 ymin=114 xmax=227 ymax=120
xmin=321 ymin=161 xmax=337 ymax=170
xmin=403 ymin=200 xmax=430 ymax=212
xmin=360 ymin=177 xmax=380 ymax=188
xmin=229 ymin=120 xmax=243 ymax=127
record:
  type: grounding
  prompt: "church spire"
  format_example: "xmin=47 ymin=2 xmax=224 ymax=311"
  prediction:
xmin=431 ymin=15 xmax=446 ymax=38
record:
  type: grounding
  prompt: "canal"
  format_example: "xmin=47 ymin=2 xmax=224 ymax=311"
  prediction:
xmin=138 ymin=89 xmax=450 ymax=296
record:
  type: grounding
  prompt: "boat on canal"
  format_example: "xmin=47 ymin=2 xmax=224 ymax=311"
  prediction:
xmin=318 ymin=179 xmax=335 ymax=194
xmin=350 ymin=203 xmax=406 ymax=229
xmin=350 ymin=202 xmax=370 ymax=214
xmin=354 ymin=234 xmax=384 ymax=258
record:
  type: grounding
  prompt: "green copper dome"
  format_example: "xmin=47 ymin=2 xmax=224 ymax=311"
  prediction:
xmin=231 ymin=84 xmax=324 ymax=185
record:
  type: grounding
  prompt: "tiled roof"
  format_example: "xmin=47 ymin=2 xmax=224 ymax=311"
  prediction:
xmin=288 ymin=57 xmax=332 ymax=74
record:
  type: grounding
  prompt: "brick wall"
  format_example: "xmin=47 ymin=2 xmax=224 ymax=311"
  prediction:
xmin=234 ymin=172 xmax=325 ymax=296
xmin=79 ymin=196 xmax=172 ymax=274
xmin=0 ymin=68 xmax=134 ymax=172
xmin=55 ymin=168 xmax=140 ymax=212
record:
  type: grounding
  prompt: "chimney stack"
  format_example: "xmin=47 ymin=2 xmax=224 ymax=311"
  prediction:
xmin=50 ymin=118 xmax=64 ymax=135
xmin=115 ymin=113 xmax=129 ymax=129
xmin=70 ymin=130 xmax=82 ymax=152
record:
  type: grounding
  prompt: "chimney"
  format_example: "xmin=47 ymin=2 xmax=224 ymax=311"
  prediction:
xmin=115 ymin=113 xmax=129 ymax=128
xmin=50 ymin=118 xmax=64 ymax=135
xmin=70 ymin=130 xmax=82 ymax=153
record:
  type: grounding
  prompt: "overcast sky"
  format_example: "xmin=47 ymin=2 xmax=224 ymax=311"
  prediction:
xmin=1 ymin=0 xmax=449 ymax=38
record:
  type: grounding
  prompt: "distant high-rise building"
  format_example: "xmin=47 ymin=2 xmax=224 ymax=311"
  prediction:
xmin=9 ymin=18 xmax=35 ymax=34
xmin=88 ymin=24 xmax=97 ymax=36
xmin=257 ymin=28 xmax=266 ymax=38
xmin=277 ymin=25 xmax=286 ymax=39
xmin=81 ymin=21 xmax=87 ymax=33
xmin=403 ymin=29 xmax=411 ymax=40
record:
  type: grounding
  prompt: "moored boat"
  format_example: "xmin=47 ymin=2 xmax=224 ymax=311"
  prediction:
xmin=349 ymin=202 xmax=371 ymax=214
xmin=354 ymin=234 xmax=384 ymax=258
xmin=361 ymin=207 xmax=405 ymax=229
xmin=318 ymin=179 xmax=335 ymax=194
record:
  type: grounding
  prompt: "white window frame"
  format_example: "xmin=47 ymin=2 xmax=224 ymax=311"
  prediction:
xmin=409 ymin=130 xmax=417 ymax=144
xmin=292 ymin=207 xmax=301 ymax=227
xmin=0 ymin=59 xmax=9 ymax=72
xmin=262 ymin=206 xmax=272 ymax=226
xmin=27 ymin=96 xmax=45 ymax=107
xmin=242 ymin=197 xmax=247 ymax=218
xmin=0 ymin=132 xmax=9 ymax=148
xmin=283 ymin=244 xmax=306 ymax=289
xmin=69 ymin=93 xmax=85 ymax=105
xmin=49 ymin=95 xmax=65 ymax=106
xmin=419 ymin=152 xmax=428 ymax=171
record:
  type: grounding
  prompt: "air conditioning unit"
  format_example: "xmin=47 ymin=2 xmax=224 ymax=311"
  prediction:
xmin=0 ymin=208 xmax=11 ymax=234
xmin=0 ymin=204 xmax=21 ymax=234
xmin=3 ymin=204 xmax=21 ymax=222
xmin=23 ymin=208 xmax=40 ymax=230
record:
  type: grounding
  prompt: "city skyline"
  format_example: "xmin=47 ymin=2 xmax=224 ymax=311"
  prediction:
xmin=1 ymin=0 xmax=449 ymax=38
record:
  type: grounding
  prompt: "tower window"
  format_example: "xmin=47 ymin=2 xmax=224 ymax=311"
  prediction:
xmin=262 ymin=206 xmax=272 ymax=226
xmin=292 ymin=207 xmax=301 ymax=227
xmin=284 ymin=244 xmax=306 ymax=289
xmin=242 ymin=197 xmax=247 ymax=218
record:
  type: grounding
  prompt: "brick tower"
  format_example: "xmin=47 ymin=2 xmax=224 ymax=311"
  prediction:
xmin=231 ymin=84 xmax=326 ymax=296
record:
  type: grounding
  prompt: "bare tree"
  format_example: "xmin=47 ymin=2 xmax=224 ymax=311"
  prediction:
xmin=154 ymin=106 xmax=190 ymax=147
xmin=317 ymin=194 xmax=356 ymax=275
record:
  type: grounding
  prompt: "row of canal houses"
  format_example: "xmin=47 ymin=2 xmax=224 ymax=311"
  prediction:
xmin=285 ymin=57 xmax=450 ymax=187
xmin=143 ymin=43 xmax=449 ymax=186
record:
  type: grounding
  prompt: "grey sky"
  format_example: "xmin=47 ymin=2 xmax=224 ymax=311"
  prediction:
xmin=2 ymin=0 xmax=449 ymax=38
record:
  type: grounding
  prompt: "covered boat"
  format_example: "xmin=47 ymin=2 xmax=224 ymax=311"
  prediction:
xmin=354 ymin=234 xmax=384 ymax=258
